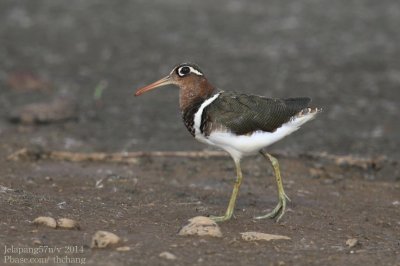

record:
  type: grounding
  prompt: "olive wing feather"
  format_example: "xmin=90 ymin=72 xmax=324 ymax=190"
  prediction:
xmin=201 ymin=92 xmax=311 ymax=135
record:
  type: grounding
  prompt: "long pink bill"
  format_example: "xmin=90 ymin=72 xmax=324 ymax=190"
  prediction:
xmin=135 ymin=76 xmax=173 ymax=96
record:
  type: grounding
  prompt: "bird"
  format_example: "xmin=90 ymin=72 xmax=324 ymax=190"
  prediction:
xmin=135 ymin=63 xmax=321 ymax=222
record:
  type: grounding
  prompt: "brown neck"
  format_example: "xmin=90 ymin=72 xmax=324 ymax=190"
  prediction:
xmin=179 ymin=78 xmax=215 ymax=113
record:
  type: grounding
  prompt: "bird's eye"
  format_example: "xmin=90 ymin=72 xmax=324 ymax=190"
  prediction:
xmin=178 ymin=66 xmax=191 ymax=76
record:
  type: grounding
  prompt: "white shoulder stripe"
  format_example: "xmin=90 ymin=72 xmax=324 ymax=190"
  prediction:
xmin=193 ymin=93 xmax=221 ymax=138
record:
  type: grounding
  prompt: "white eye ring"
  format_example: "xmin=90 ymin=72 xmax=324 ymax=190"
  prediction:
xmin=177 ymin=66 xmax=203 ymax=77
xmin=178 ymin=66 xmax=190 ymax=76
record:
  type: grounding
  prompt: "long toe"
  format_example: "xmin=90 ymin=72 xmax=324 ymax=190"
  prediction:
xmin=254 ymin=202 xmax=282 ymax=220
xmin=254 ymin=194 xmax=288 ymax=222
xmin=209 ymin=214 xmax=232 ymax=223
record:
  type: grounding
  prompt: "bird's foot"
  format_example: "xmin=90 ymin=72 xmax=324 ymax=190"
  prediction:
xmin=254 ymin=194 xmax=290 ymax=222
xmin=209 ymin=213 xmax=233 ymax=223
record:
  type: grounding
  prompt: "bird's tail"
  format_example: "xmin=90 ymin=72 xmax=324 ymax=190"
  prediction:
xmin=289 ymin=107 xmax=322 ymax=128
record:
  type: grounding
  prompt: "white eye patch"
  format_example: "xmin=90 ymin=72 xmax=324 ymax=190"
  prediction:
xmin=188 ymin=66 xmax=203 ymax=76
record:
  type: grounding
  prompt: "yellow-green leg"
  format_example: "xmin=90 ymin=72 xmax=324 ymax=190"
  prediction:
xmin=255 ymin=151 xmax=290 ymax=222
xmin=210 ymin=159 xmax=243 ymax=222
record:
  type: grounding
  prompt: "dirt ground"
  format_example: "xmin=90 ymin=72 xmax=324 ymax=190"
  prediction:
xmin=1 ymin=153 xmax=399 ymax=265
xmin=0 ymin=1 xmax=400 ymax=266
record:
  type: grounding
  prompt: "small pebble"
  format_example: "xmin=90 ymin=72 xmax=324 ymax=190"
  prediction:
xmin=159 ymin=251 xmax=177 ymax=260
xmin=346 ymin=238 xmax=359 ymax=248
xmin=32 ymin=239 xmax=42 ymax=245
xmin=33 ymin=217 xmax=57 ymax=228
xmin=178 ymin=216 xmax=222 ymax=237
xmin=57 ymin=218 xmax=80 ymax=230
xmin=91 ymin=231 xmax=121 ymax=248
xmin=240 ymin=232 xmax=291 ymax=242
xmin=116 ymin=246 xmax=131 ymax=252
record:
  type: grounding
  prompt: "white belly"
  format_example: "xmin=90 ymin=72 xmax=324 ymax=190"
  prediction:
xmin=197 ymin=111 xmax=318 ymax=161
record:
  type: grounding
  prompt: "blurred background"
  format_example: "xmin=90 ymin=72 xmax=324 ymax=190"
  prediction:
xmin=0 ymin=0 xmax=399 ymax=159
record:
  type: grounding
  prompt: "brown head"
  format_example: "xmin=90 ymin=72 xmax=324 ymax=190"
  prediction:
xmin=135 ymin=63 xmax=215 ymax=112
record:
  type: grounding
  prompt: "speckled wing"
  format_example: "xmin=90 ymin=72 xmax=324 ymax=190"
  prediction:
xmin=201 ymin=92 xmax=311 ymax=135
